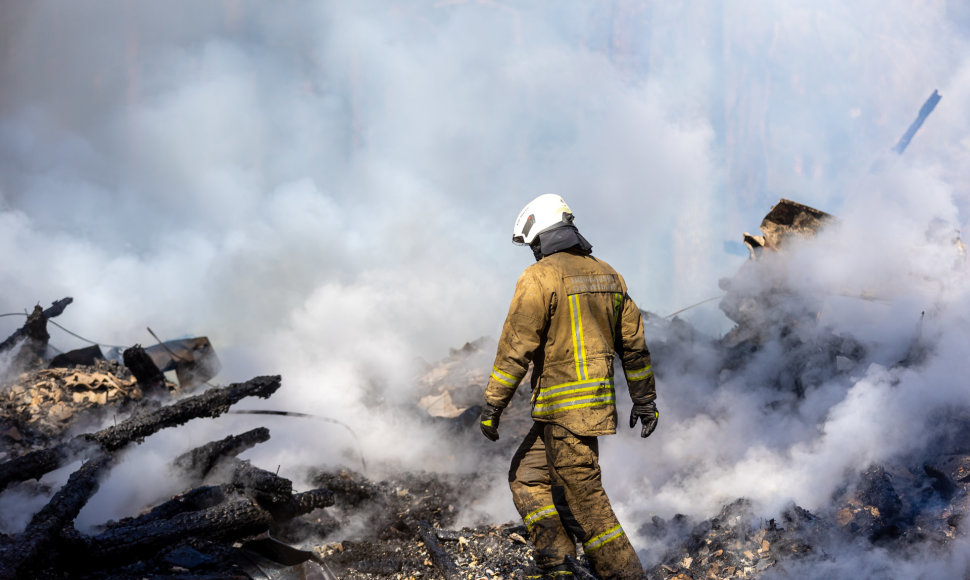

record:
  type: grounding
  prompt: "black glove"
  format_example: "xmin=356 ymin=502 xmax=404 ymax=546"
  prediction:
xmin=630 ymin=401 xmax=658 ymax=438
xmin=480 ymin=404 xmax=503 ymax=441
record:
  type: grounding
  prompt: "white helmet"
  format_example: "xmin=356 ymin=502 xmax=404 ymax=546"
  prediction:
xmin=512 ymin=194 xmax=574 ymax=245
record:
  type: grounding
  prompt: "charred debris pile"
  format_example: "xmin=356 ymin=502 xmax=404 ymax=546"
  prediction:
xmin=2 ymin=198 xmax=970 ymax=578
xmin=640 ymin=199 xmax=970 ymax=578
xmin=0 ymin=301 xmax=543 ymax=579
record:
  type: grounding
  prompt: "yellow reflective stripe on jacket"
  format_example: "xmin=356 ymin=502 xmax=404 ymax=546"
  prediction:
xmin=534 ymin=394 xmax=617 ymax=416
xmin=523 ymin=504 xmax=558 ymax=530
xmin=625 ymin=364 xmax=653 ymax=381
xmin=583 ymin=524 xmax=625 ymax=552
xmin=490 ymin=366 xmax=522 ymax=387
xmin=533 ymin=378 xmax=615 ymax=416
xmin=535 ymin=378 xmax=613 ymax=402
xmin=569 ymin=294 xmax=588 ymax=381
xmin=612 ymin=292 xmax=623 ymax=327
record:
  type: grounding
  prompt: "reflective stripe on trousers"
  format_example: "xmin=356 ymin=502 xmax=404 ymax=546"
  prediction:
xmin=524 ymin=504 xmax=559 ymax=531
xmin=583 ymin=524 xmax=625 ymax=552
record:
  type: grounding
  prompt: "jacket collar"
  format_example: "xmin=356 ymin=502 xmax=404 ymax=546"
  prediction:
xmin=532 ymin=224 xmax=593 ymax=260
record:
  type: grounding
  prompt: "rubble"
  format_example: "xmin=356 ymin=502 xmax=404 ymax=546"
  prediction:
xmin=416 ymin=519 xmax=461 ymax=580
xmin=414 ymin=338 xmax=534 ymax=438
xmin=0 ymin=300 xmax=345 ymax=579
xmin=4 ymin=203 xmax=970 ymax=580
xmin=122 ymin=343 xmax=171 ymax=397
xmin=143 ymin=336 xmax=222 ymax=390
xmin=1 ymin=452 xmax=115 ymax=580
xmin=0 ymin=301 xmax=549 ymax=579
xmin=82 ymin=489 xmax=334 ymax=570
xmin=306 ymin=469 xmax=542 ymax=579
xmin=740 ymin=198 xmax=835 ymax=259
xmin=0 ymin=373 xmax=296 ymax=578
xmin=0 ymin=374 xmax=281 ymax=493
xmin=415 ymin=339 xmax=492 ymax=420
xmin=634 ymin=198 xmax=970 ymax=578
xmin=0 ymin=359 xmax=142 ymax=454
xmin=641 ymin=449 xmax=970 ymax=579
xmin=716 ymin=199 xmax=866 ymax=395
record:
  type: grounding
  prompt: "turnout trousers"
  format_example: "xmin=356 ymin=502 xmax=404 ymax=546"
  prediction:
xmin=509 ymin=422 xmax=646 ymax=580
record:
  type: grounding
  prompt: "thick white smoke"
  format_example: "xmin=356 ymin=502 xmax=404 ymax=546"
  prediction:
xmin=3 ymin=1 xmax=970 ymax=575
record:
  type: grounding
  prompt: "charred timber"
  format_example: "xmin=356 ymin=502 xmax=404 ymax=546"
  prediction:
xmin=0 ymin=452 xmax=113 ymax=579
xmin=0 ymin=375 xmax=282 ymax=491
xmin=223 ymin=457 xmax=294 ymax=507
xmin=0 ymin=306 xmax=48 ymax=373
xmin=267 ymin=488 xmax=334 ymax=520
xmin=415 ymin=519 xmax=460 ymax=580
xmin=85 ymin=497 xmax=274 ymax=568
xmin=42 ymin=296 xmax=74 ymax=320
xmin=0 ymin=440 xmax=96 ymax=494
xmin=84 ymin=489 xmax=334 ymax=568
xmin=170 ymin=428 xmax=292 ymax=513
xmin=565 ymin=555 xmax=599 ymax=580
xmin=311 ymin=470 xmax=381 ymax=506
xmin=100 ymin=485 xmax=228 ymax=532
xmin=86 ymin=374 xmax=280 ymax=451
xmin=122 ymin=344 xmax=168 ymax=396
xmin=0 ymin=297 xmax=72 ymax=355
xmin=98 ymin=466 xmax=302 ymax=539
xmin=174 ymin=427 xmax=272 ymax=479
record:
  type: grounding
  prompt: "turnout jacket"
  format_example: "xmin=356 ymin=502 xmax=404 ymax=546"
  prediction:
xmin=485 ymin=250 xmax=655 ymax=436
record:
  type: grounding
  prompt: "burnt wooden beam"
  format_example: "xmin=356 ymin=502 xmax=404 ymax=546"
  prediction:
xmin=0 ymin=375 xmax=282 ymax=492
xmin=99 ymin=485 xmax=229 ymax=533
xmin=83 ymin=429 xmax=282 ymax=536
xmin=222 ymin=457 xmax=293 ymax=507
xmin=86 ymin=374 xmax=280 ymax=451
xmin=173 ymin=427 xmax=271 ymax=479
xmin=415 ymin=519 xmax=460 ymax=580
xmin=42 ymin=297 xmax=74 ymax=320
xmin=310 ymin=469 xmax=380 ymax=507
xmin=565 ymin=555 xmax=600 ymax=580
xmin=0 ymin=452 xmax=113 ymax=579
xmin=0 ymin=439 xmax=99 ymax=495
xmin=0 ymin=297 xmax=73 ymax=355
xmin=267 ymin=488 xmax=334 ymax=521
xmin=84 ymin=489 xmax=334 ymax=569
xmin=84 ymin=497 xmax=274 ymax=567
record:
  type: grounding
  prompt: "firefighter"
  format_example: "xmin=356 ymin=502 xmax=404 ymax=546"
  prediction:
xmin=480 ymin=194 xmax=657 ymax=580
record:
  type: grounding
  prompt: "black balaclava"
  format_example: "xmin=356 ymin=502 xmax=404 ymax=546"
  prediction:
xmin=529 ymin=223 xmax=593 ymax=261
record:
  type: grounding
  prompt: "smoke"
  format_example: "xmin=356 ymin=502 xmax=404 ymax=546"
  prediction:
xmin=606 ymin=175 xmax=970 ymax=573
xmin=3 ymin=0 xmax=970 ymax=574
